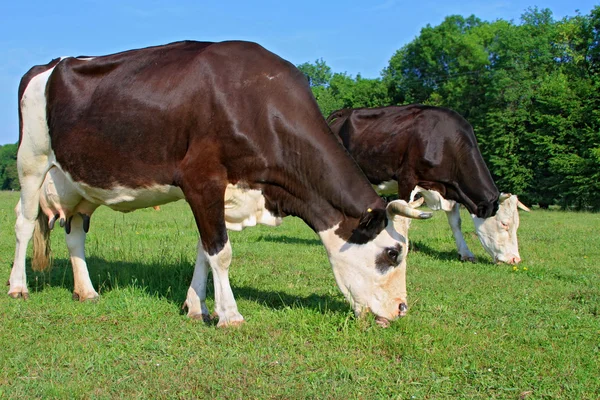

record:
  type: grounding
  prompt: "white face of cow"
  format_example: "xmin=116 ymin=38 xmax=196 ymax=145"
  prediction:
xmin=471 ymin=194 xmax=530 ymax=264
xmin=319 ymin=199 xmax=431 ymax=326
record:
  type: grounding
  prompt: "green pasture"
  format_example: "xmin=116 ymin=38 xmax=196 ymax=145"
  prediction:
xmin=0 ymin=190 xmax=598 ymax=399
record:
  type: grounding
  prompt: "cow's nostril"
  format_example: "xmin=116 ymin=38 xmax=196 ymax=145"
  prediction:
xmin=399 ymin=303 xmax=408 ymax=316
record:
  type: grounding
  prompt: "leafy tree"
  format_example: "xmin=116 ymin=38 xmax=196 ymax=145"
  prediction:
xmin=297 ymin=60 xmax=389 ymax=117
xmin=0 ymin=143 xmax=19 ymax=190
xmin=297 ymin=58 xmax=332 ymax=88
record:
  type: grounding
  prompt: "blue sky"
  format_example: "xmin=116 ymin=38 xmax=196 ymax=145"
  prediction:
xmin=0 ymin=0 xmax=596 ymax=145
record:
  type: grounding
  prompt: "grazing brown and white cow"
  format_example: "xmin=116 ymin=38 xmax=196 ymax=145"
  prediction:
xmin=327 ymin=105 xmax=530 ymax=264
xmin=8 ymin=41 xmax=431 ymax=327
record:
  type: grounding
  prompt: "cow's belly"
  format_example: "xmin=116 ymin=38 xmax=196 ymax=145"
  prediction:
xmin=72 ymin=181 xmax=185 ymax=212
xmin=46 ymin=164 xmax=282 ymax=229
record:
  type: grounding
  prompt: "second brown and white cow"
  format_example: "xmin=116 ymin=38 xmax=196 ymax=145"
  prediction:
xmin=327 ymin=105 xmax=530 ymax=264
xmin=8 ymin=41 xmax=431 ymax=327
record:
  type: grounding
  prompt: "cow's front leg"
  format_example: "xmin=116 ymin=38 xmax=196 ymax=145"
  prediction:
xmin=204 ymin=239 xmax=243 ymax=327
xmin=184 ymin=242 xmax=211 ymax=321
xmin=66 ymin=213 xmax=98 ymax=301
xmin=446 ymin=203 xmax=476 ymax=262
xmin=183 ymin=176 xmax=244 ymax=327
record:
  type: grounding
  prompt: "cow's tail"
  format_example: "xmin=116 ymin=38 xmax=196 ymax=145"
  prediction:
xmin=32 ymin=210 xmax=52 ymax=271
xmin=326 ymin=109 xmax=349 ymax=125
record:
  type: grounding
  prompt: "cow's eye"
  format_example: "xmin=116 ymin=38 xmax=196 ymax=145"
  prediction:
xmin=386 ymin=248 xmax=399 ymax=263
xmin=501 ymin=221 xmax=510 ymax=230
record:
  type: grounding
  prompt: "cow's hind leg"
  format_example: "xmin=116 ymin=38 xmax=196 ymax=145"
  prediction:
xmin=9 ymin=200 xmax=34 ymax=299
xmin=446 ymin=203 xmax=476 ymax=262
xmin=184 ymin=242 xmax=211 ymax=321
xmin=9 ymin=168 xmax=51 ymax=298
xmin=66 ymin=214 xmax=98 ymax=301
xmin=9 ymin=66 xmax=56 ymax=298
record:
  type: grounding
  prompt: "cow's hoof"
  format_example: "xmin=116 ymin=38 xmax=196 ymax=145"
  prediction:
xmin=73 ymin=292 xmax=99 ymax=302
xmin=460 ymin=255 xmax=477 ymax=263
xmin=215 ymin=312 xmax=245 ymax=328
xmin=8 ymin=290 xmax=29 ymax=300
xmin=188 ymin=312 xmax=212 ymax=323
xmin=216 ymin=319 xmax=245 ymax=328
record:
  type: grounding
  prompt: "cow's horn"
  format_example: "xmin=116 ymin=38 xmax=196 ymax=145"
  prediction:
xmin=499 ymin=193 xmax=512 ymax=203
xmin=517 ymin=201 xmax=531 ymax=212
xmin=408 ymin=197 xmax=425 ymax=209
xmin=387 ymin=200 xmax=432 ymax=220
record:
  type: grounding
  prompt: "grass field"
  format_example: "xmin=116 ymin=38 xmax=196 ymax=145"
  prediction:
xmin=0 ymin=190 xmax=598 ymax=399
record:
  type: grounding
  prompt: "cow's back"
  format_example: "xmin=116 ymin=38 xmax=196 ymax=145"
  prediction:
xmin=44 ymin=41 xmax=307 ymax=190
xmin=328 ymin=104 xmax=499 ymax=217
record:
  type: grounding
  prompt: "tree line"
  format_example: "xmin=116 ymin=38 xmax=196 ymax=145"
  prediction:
xmin=1 ymin=7 xmax=598 ymax=210
xmin=298 ymin=7 xmax=600 ymax=210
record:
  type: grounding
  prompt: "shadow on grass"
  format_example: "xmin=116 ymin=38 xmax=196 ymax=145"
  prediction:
xmin=410 ymin=240 xmax=496 ymax=265
xmin=410 ymin=240 xmax=460 ymax=261
xmin=254 ymin=234 xmax=321 ymax=246
xmin=22 ymin=256 xmax=347 ymax=316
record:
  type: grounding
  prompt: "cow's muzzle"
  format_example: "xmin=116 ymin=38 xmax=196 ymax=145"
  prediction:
xmin=399 ymin=302 xmax=408 ymax=317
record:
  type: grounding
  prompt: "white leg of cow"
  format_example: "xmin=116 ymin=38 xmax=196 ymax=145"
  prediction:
xmin=445 ymin=203 xmax=476 ymax=262
xmin=9 ymin=66 xmax=56 ymax=298
xmin=8 ymin=174 xmax=48 ymax=298
xmin=66 ymin=214 xmax=98 ymax=301
xmin=206 ymin=239 xmax=244 ymax=327
xmin=9 ymin=201 xmax=34 ymax=298
xmin=184 ymin=241 xmax=210 ymax=321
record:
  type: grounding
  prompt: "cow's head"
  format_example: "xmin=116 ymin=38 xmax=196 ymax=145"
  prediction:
xmin=471 ymin=193 xmax=530 ymax=264
xmin=320 ymin=198 xmax=431 ymax=327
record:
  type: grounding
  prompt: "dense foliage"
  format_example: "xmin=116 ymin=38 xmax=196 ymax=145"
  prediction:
xmin=0 ymin=143 xmax=18 ymax=191
xmin=299 ymin=7 xmax=600 ymax=210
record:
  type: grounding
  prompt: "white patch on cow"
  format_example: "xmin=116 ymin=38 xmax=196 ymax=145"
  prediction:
xmin=318 ymin=214 xmax=411 ymax=322
xmin=263 ymin=72 xmax=280 ymax=81
xmin=8 ymin=202 xmax=32 ymax=297
xmin=445 ymin=202 xmax=476 ymax=262
xmin=184 ymin=242 xmax=211 ymax=320
xmin=472 ymin=194 xmax=523 ymax=264
xmin=65 ymin=213 xmax=98 ymax=301
xmin=224 ymin=184 xmax=282 ymax=230
xmin=43 ymin=168 xmax=282 ymax=230
xmin=9 ymin=63 xmax=62 ymax=298
xmin=374 ymin=180 xmax=398 ymax=196
xmin=204 ymin=239 xmax=245 ymax=327
xmin=18 ymin=66 xmax=61 ymax=176
xmin=59 ymin=176 xmax=185 ymax=212
xmin=410 ymin=185 xmax=455 ymax=212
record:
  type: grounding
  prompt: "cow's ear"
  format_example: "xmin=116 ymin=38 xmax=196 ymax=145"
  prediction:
xmin=348 ymin=209 xmax=387 ymax=244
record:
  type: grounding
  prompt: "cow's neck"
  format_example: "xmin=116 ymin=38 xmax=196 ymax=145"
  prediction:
xmin=256 ymin=126 xmax=385 ymax=235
